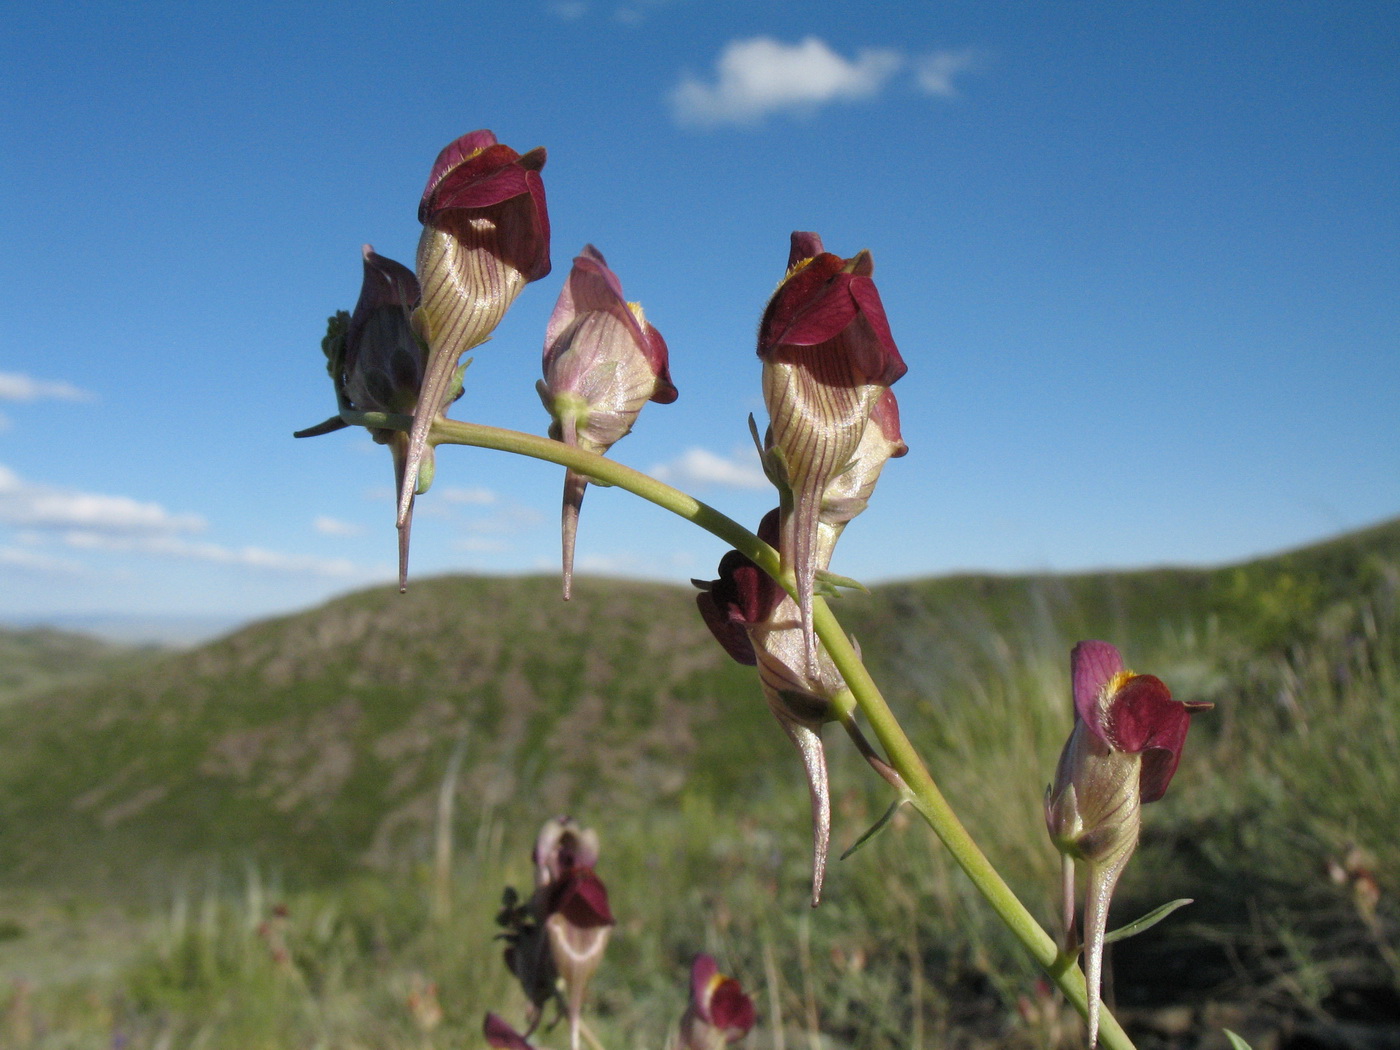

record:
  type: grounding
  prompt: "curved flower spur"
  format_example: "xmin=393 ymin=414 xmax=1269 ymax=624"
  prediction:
xmin=757 ymin=232 xmax=907 ymax=674
xmin=695 ymin=506 xmax=905 ymax=905
xmin=538 ymin=245 xmax=677 ymax=599
xmin=399 ymin=129 xmax=552 ymax=587
xmin=1044 ymin=641 xmax=1212 ymax=1048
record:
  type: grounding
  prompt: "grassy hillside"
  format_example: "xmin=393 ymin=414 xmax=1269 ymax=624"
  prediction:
xmin=0 ymin=626 xmax=153 ymax=705
xmin=0 ymin=520 xmax=1395 ymax=1048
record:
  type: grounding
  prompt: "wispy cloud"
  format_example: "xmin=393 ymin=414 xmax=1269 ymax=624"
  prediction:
xmin=547 ymin=0 xmax=588 ymax=18
xmin=0 ymin=464 xmax=205 ymax=534
xmin=0 ymin=372 xmax=94 ymax=403
xmin=650 ymin=447 xmax=769 ymax=490
xmin=670 ymin=37 xmax=979 ymax=127
xmin=58 ymin=531 xmax=359 ymax=577
xmin=915 ymin=49 xmax=979 ymax=97
xmin=0 ymin=545 xmax=88 ymax=575
xmin=0 ymin=464 xmax=361 ymax=578
xmin=314 ymin=515 xmax=362 ymax=537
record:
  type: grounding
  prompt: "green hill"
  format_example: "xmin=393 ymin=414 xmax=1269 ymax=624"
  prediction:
xmin=0 ymin=626 xmax=153 ymax=706
xmin=0 ymin=519 xmax=1394 ymax=1049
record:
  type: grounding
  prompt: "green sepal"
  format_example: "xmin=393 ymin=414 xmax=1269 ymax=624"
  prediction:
xmin=294 ymin=416 xmax=350 ymax=439
xmin=1102 ymin=898 xmax=1194 ymax=945
xmin=840 ymin=798 xmax=908 ymax=860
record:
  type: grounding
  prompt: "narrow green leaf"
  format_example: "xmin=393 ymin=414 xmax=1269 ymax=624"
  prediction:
xmin=1102 ymin=898 xmax=1194 ymax=945
xmin=1223 ymin=1029 xmax=1254 ymax=1050
xmin=840 ymin=798 xmax=907 ymax=860
xmin=815 ymin=568 xmax=869 ymax=596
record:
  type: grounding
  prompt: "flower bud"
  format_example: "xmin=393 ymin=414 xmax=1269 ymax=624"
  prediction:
xmin=758 ymin=232 xmax=907 ymax=672
xmin=678 ymin=954 xmax=756 ymax=1050
xmin=399 ymin=130 xmax=551 ymax=583
xmin=537 ymin=245 xmax=677 ymax=599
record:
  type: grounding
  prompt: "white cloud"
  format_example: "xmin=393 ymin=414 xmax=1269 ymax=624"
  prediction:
xmin=548 ymin=0 xmax=588 ymax=17
xmin=0 ymin=372 xmax=94 ymax=403
xmin=314 ymin=515 xmax=362 ymax=537
xmin=915 ymin=49 xmax=978 ymax=97
xmin=671 ymin=36 xmax=903 ymax=126
xmin=0 ymin=464 xmax=361 ymax=579
xmin=650 ymin=447 xmax=769 ymax=490
xmin=0 ymin=464 xmax=205 ymax=534
xmin=59 ymin=531 xmax=358 ymax=577
xmin=0 ymin=545 xmax=87 ymax=575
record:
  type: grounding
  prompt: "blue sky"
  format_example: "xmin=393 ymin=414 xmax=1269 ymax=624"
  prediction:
xmin=2 ymin=1 xmax=1397 ymax=639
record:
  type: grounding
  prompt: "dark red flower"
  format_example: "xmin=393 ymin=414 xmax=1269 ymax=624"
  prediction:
xmin=398 ymin=130 xmax=551 ymax=587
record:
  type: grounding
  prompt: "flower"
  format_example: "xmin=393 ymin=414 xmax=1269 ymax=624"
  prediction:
xmin=757 ymin=232 xmax=906 ymax=672
xmin=398 ymin=130 xmax=551 ymax=585
xmin=537 ymin=245 xmax=677 ymax=599
xmin=694 ymin=510 xmax=840 ymax=904
xmin=1044 ymin=641 xmax=1210 ymax=1048
xmin=498 ymin=818 xmax=614 ymax=1050
xmin=678 ymin=954 xmax=756 ymax=1050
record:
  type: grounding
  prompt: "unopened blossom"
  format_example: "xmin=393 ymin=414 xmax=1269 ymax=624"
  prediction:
xmin=299 ymin=247 xmax=433 ymax=576
xmin=678 ymin=954 xmax=756 ymax=1050
xmin=757 ymin=232 xmax=906 ymax=672
xmin=498 ymin=818 xmax=614 ymax=1050
xmin=399 ymin=130 xmax=551 ymax=584
xmin=1044 ymin=641 xmax=1210 ymax=1048
xmin=538 ymin=245 xmax=677 ymax=599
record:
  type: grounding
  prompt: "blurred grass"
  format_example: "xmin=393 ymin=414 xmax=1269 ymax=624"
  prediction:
xmin=0 ymin=520 xmax=1395 ymax=1047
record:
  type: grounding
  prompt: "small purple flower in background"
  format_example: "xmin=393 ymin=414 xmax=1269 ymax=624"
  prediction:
xmin=1044 ymin=641 xmax=1210 ymax=1048
xmin=678 ymin=954 xmax=756 ymax=1050
xmin=498 ymin=818 xmax=614 ymax=1050
xmin=538 ymin=245 xmax=677 ymax=599
xmin=399 ymin=130 xmax=552 ymax=583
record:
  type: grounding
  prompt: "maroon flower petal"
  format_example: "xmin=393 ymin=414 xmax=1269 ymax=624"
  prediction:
xmin=690 ymin=954 xmax=719 ymax=1017
xmin=1071 ymin=640 xmax=1125 ymax=743
xmin=483 ymin=1012 xmax=535 ymax=1050
xmin=642 ymin=323 xmax=678 ymax=404
xmin=420 ymin=130 xmax=499 ymax=205
xmin=549 ymin=870 xmax=615 ymax=928
xmin=709 ymin=976 xmax=757 ymax=1035
xmin=758 ymin=254 xmax=855 ymax=352
xmin=1105 ymin=674 xmax=1192 ymax=802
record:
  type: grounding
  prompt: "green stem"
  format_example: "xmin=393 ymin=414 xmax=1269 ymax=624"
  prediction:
xmin=345 ymin=409 xmax=1135 ymax=1050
